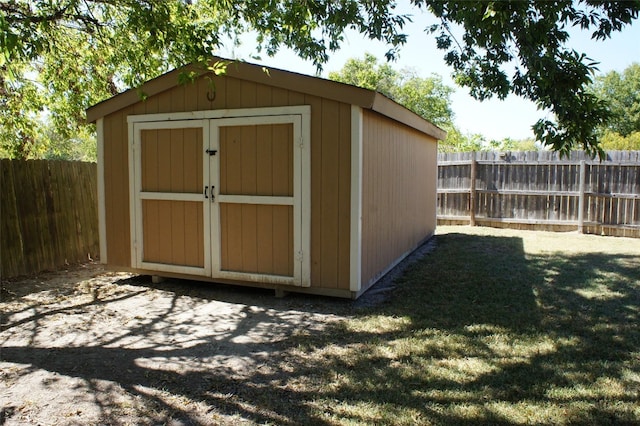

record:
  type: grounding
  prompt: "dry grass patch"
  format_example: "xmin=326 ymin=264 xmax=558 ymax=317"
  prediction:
xmin=284 ymin=226 xmax=640 ymax=425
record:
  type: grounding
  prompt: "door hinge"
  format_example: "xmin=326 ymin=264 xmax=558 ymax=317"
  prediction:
xmin=298 ymin=137 xmax=304 ymax=149
xmin=296 ymin=251 xmax=303 ymax=262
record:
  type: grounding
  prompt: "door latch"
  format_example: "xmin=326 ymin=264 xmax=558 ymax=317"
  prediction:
xmin=205 ymin=149 xmax=217 ymax=156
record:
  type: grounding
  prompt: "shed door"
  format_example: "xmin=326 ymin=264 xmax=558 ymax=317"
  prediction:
xmin=210 ymin=116 xmax=306 ymax=286
xmin=130 ymin=111 xmax=310 ymax=287
xmin=132 ymin=120 xmax=211 ymax=276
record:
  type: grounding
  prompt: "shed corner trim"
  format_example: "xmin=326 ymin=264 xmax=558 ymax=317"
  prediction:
xmin=350 ymin=105 xmax=363 ymax=292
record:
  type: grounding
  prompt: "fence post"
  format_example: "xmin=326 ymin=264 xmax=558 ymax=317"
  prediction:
xmin=469 ymin=151 xmax=477 ymax=226
xmin=578 ymin=160 xmax=586 ymax=234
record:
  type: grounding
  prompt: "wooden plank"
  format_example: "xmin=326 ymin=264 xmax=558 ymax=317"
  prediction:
xmin=1 ymin=161 xmax=21 ymax=276
xmin=256 ymin=204 xmax=274 ymax=274
xmin=256 ymin=83 xmax=273 ymax=108
xmin=224 ymin=77 xmax=243 ymax=109
xmin=220 ymin=126 xmax=243 ymax=195
xmin=256 ymin=124 xmax=274 ymax=196
xmin=170 ymin=128 xmax=185 ymax=193
xmin=272 ymin=205 xmax=293 ymax=276
xmin=240 ymin=80 xmax=258 ymax=108
xmin=469 ymin=152 xmax=477 ymax=226
xmin=157 ymin=200 xmax=173 ymax=264
xmin=240 ymin=125 xmax=258 ymax=195
xmin=180 ymin=200 xmax=201 ymax=268
xmin=320 ymin=98 xmax=340 ymax=288
xmin=473 ymin=189 xmax=581 ymax=196
xmin=142 ymin=199 xmax=160 ymax=263
xmin=578 ymin=160 xmax=586 ymax=233
xmin=241 ymin=204 xmax=258 ymax=273
xmin=156 ymin=129 xmax=172 ymax=192
xmin=221 ymin=203 xmax=243 ymax=272
xmin=141 ymin=130 xmax=158 ymax=192
xmin=183 ymin=128 xmax=200 ymax=193
xmin=170 ymin=201 xmax=186 ymax=265
xmin=271 ymin=123 xmax=293 ymax=197
xmin=116 ymin=109 xmax=132 ymax=266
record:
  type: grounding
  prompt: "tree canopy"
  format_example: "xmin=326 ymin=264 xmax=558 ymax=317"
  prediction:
xmin=328 ymin=53 xmax=454 ymax=128
xmin=590 ymin=63 xmax=640 ymax=137
xmin=2 ymin=0 xmax=639 ymax=159
xmin=588 ymin=62 xmax=640 ymax=150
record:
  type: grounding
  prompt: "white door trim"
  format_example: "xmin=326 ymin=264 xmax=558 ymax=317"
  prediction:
xmin=127 ymin=106 xmax=311 ymax=124
xmin=96 ymin=118 xmax=107 ymax=264
xmin=350 ymin=106 xmax=363 ymax=292
xmin=128 ymin=106 xmax=311 ymax=287
xmin=130 ymin=119 xmax=212 ymax=277
xmin=210 ymin=113 xmax=309 ymax=287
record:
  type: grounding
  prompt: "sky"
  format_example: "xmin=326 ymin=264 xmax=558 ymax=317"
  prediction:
xmin=220 ymin=6 xmax=640 ymax=141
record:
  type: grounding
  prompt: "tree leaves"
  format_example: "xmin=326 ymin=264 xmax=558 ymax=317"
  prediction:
xmin=590 ymin=63 xmax=640 ymax=137
xmin=1 ymin=0 xmax=639 ymax=159
xmin=419 ymin=0 xmax=639 ymax=158
xmin=328 ymin=53 xmax=454 ymax=128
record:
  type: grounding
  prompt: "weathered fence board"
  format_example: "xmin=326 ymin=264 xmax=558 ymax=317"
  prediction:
xmin=438 ymin=151 xmax=640 ymax=238
xmin=1 ymin=159 xmax=99 ymax=278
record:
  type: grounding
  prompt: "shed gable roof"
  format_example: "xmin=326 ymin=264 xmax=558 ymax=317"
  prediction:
xmin=86 ymin=57 xmax=447 ymax=140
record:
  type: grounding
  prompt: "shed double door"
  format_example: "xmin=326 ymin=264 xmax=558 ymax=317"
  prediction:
xmin=132 ymin=115 xmax=304 ymax=287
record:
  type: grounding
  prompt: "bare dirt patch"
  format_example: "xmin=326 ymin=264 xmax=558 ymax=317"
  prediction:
xmin=1 ymin=238 xmax=436 ymax=425
xmin=1 ymin=263 xmax=354 ymax=425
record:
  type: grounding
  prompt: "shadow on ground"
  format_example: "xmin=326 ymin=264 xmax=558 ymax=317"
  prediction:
xmin=1 ymin=231 xmax=639 ymax=425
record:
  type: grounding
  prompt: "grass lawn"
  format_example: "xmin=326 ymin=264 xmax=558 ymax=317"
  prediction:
xmin=279 ymin=226 xmax=640 ymax=425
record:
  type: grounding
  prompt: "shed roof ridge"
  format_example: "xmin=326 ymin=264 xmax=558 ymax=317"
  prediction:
xmin=85 ymin=56 xmax=446 ymax=140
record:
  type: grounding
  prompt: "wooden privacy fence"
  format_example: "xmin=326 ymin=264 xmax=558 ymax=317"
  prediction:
xmin=1 ymin=159 xmax=99 ymax=278
xmin=437 ymin=151 xmax=640 ymax=238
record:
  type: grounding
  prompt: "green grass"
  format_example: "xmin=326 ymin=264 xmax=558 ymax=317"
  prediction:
xmin=277 ymin=227 xmax=640 ymax=425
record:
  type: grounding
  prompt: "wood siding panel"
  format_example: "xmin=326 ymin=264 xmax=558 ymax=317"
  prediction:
xmin=241 ymin=125 xmax=258 ymax=195
xmin=139 ymin=126 xmax=205 ymax=268
xmin=361 ymin=110 xmax=437 ymax=290
xmin=256 ymin=125 xmax=274 ymax=196
xmin=104 ymin=110 xmax=131 ymax=266
xmin=271 ymin=124 xmax=294 ymax=197
xmin=218 ymin=122 xmax=295 ymax=277
xmin=142 ymin=200 xmax=203 ymax=267
xmin=289 ymin=94 xmax=352 ymax=291
xmin=220 ymin=124 xmax=293 ymax=197
xmin=272 ymin=205 xmax=294 ymax=276
xmin=141 ymin=129 xmax=203 ymax=194
xmin=220 ymin=203 xmax=293 ymax=276
xmin=320 ymin=99 xmax=340 ymax=289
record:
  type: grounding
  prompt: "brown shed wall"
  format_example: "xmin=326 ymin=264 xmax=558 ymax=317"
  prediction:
xmin=101 ymin=74 xmax=352 ymax=291
xmin=360 ymin=110 xmax=438 ymax=290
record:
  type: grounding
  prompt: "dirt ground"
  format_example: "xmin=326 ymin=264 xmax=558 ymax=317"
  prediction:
xmin=0 ymin=240 xmax=434 ymax=426
xmin=0 ymin=263 xmax=345 ymax=425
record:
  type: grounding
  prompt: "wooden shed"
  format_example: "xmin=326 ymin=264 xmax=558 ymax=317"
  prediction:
xmin=86 ymin=58 xmax=446 ymax=299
